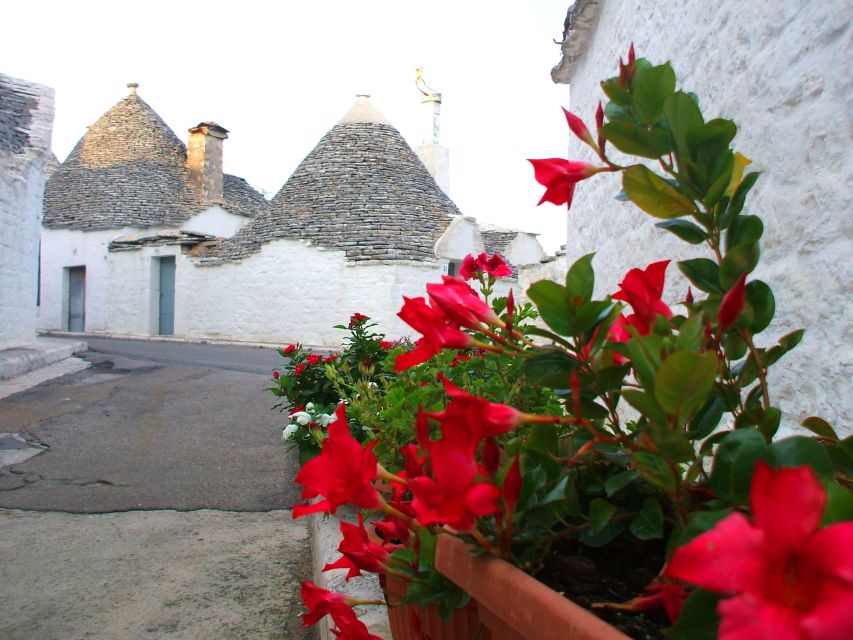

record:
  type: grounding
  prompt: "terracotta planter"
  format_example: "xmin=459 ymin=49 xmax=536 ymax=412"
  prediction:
xmin=435 ymin=535 xmax=630 ymax=640
xmin=381 ymin=572 xmax=490 ymax=640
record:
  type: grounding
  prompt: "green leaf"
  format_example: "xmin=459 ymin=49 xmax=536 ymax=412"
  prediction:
xmin=687 ymin=395 xmax=725 ymax=439
xmin=709 ymin=428 xmax=767 ymax=505
xmin=623 ymin=390 xmax=668 ymax=427
xmin=720 ymin=242 xmax=760 ymax=289
xmin=634 ymin=451 xmax=677 ymax=493
xmin=648 ymin=425 xmax=696 ymax=463
xmin=655 ymin=218 xmax=708 ymax=244
xmin=654 ymin=351 xmax=718 ymax=421
xmin=624 ymin=340 xmax=657 ymax=392
xmin=523 ymin=350 xmax=577 ymax=388
xmin=605 ymin=469 xmax=641 ymax=497
xmin=721 ymin=171 xmax=761 ymax=227
xmin=566 ymin=253 xmax=596 ymax=303
xmin=827 ymin=439 xmax=853 ymax=477
xmin=671 ymin=589 xmax=721 ymax=640
xmin=678 ymin=258 xmax=723 ymax=293
xmin=623 ymin=165 xmax=696 ymax=218
xmin=587 ymin=498 xmax=617 ymax=535
xmin=629 ymin=497 xmax=664 ymax=540
xmin=822 ymin=481 xmax=853 ymax=526
xmin=744 ymin=280 xmax=775 ymax=333
xmin=602 ymin=122 xmax=670 ymax=158
xmin=726 ymin=215 xmax=764 ymax=250
xmin=675 ymin=510 xmax=731 ymax=549
xmin=601 ymin=77 xmax=630 ymax=105
xmin=757 ymin=407 xmax=782 ymax=440
xmin=663 ymin=91 xmax=705 ymax=172
xmin=527 ymin=280 xmax=571 ymax=335
xmin=801 ymin=416 xmax=839 ymax=440
xmin=633 ymin=62 xmax=676 ymax=124
xmin=764 ymin=436 xmax=834 ymax=479
xmin=677 ymin=314 xmax=705 ymax=352
xmin=527 ymin=422 xmax=560 ymax=456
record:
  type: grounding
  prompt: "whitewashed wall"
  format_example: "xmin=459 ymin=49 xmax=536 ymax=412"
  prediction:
xmin=180 ymin=205 xmax=249 ymax=238
xmin=0 ymin=75 xmax=54 ymax=349
xmin=553 ymin=0 xmax=852 ymax=431
xmin=179 ymin=240 xmax=444 ymax=346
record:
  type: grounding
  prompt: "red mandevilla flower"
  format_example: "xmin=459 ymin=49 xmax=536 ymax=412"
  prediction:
xmin=665 ymin=462 xmax=853 ymax=639
xmin=427 ymin=276 xmax=502 ymax=330
xmin=408 ymin=444 xmax=501 ymax=532
xmin=394 ymin=296 xmax=474 ymax=371
xmin=322 ymin=513 xmax=394 ymax=580
xmin=281 ymin=344 xmax=298 ymax=356
xmin=306 ymin=354 xmax=322 ymax=365
xmin=610 ymin=260 xmax=673 ymax=336
xmin=528 ymin=158 xmax=603 ymax=209
xmin=458 ymin=252 xmax=513 ymax=281
xmin=349 ymin=313 xmax=368 ymax=328
xmin=292 ymin=404 xmax=381 ymax=517
xmin=718 ymin=273 xmax=747 ymax=332
xmin=300 ymin=582 xmax=381 ymax=640
xmin=562 ymin=107 xmax=596 ymax=149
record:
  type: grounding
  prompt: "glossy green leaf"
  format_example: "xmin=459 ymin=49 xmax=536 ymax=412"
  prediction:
xmin=675 ymin=510 xmax=731 ymax=549
xmin=720 ymin=242 xmax=760 ymax=288
xmin=623 ymin=164 xmax=696 ymax=218
xmin=623 ymin=389 xmax=668 ymax=428
xmin=633 ymin=62 xmax=676 ymax=123
xmin=801 ymin=416 xmax=839 ymax=441
xmin=764 ymin=436 xmax=834 ymax=479
xmin=709 ymin=428 xmax=767 ymax=505
xmin=655 ymin=218 xmax=708 ymax=244
xmin=757 ymin=407 xmax=782 ymax=440
xmin=602 ymin=122 xmax=671 ymax=159
xmin=629 ymin=497 xmax=664 ymax=540
xmin=566 ymin=253 xmax=596 ymax=303
xmin=663 ymin=91 xmax=705 ymax=171
xmin=587 ymin=498 xmax=617 ymax=535
xmin=726 ymin=215 xmax=764 ymax=250
xmin=721 ymin=171 xmax=761 ymax=228
xmin=655 ymin=351 xmax=718 ymax=421
xmin=672 ymin=589 xmax=721 ymax=640
xmin=605 ymin=470 xmax=641 ymax=497
xmin=687 ymin=395 xmax=726 ymax=440
xmin=744 ymin=280 xmax=775 ymax=333
xmin=678 ymin=258 xmax=723 ymax=293
xmin=648 ymin=425 xmax=696 ymax=462
xmin=600 ymin=77 xmax=630 ymax=105
xmin=822 ymin=481 xmax=853 ymax=525
xmin=625 ymin=340 xmax=657 ymax=392
xmin=634 ymin=451 xmax=678 ymax=493
xmin=676 ymin=314 xmax=705 ymax=352
xmin=523 ymin=350 xmax=577 ymax=388
xmin=527 ymin=280 xmax=571 ymax=335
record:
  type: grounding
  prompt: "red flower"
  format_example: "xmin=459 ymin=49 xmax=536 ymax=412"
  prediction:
xmin=289 ymin=404 xmax=304 ymax=415
xmin=718 ymin=273 xmax=747 ymax=332
xmin=503 ymin=455 xmax=522 ymax=518
xmin=425 ymin=375 xmax=525 ymax=454
xmin=293 ymin=363 xmax=306 ymax=376
xmin=306 ymin=354 xmax=322 ymax=365
xmin=528 ymin=158 xmax=604 ymax=208
xmin=665 ymin=462 xmax=853 ymax=639
xmin=395 ymin=296 xmax=474 ymax=371
xmin=563 ymin=107 xmax=596 ymax=149
xmin=611 ymin=260 xmax=673 ymax=335
xmin=323 ymin=513 xmax=394 ymax=580
xmin=292 ymin=405 xmax=381 ymax=517
xmin=379 ymin=340 xmax=392 ymax=350
xmin=409 ymin=445 xmax=501 ymax=531
xmin=300 ymin=582 xmax=381 ymax=639
xmin=282 ymin=344 xmax=298 ymax=356
xmin=450 ymin=353 xmax=471 ymax=368
xmin=272 ymin=370 xmax=280 ymax=380
xmin=458 ymin=253 xmax=513 ymax=281
xmin=426 ymin=276 xmax=502 ymax=330
xmin=324 ymin=355 xmax=338 ymax=363
xmin=349 ymin=313 xmax=368 ymax=328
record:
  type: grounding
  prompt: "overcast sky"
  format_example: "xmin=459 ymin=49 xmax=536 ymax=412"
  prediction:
xmin=3 ymin=1 xmax=575 ymax=253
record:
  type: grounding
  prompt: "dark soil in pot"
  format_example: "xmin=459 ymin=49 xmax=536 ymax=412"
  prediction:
xmin=535 ymin=538 xmax=667 ymax=640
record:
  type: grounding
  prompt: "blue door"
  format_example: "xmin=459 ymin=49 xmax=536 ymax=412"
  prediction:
xmin=68 ymin=266 xmax=85 ymax=332
xmin=158 ymin=257 xmax=175 ymax=335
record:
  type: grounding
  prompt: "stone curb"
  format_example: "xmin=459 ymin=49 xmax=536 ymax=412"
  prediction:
xmin=0 ymin=338 xmax=88 ymax=380
xmin=309 ymin=510 xmax=391 ymax=639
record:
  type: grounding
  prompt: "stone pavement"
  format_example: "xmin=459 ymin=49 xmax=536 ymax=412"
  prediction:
xmin=0 ymin=336 xmax=87 ymax=380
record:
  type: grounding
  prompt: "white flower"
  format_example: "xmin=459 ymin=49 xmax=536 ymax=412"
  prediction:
xmin=367 ymin=382 xmax=378 ymax=389
xmin=282 ymin=424 xmax=299 ymax=441
xmin=317 ymin=413 xmax=333 ymax=427
xmin=291 ymin=411 xmax=312 ymax=426
xmin=305 ymin=402 xmax=315 ymax=411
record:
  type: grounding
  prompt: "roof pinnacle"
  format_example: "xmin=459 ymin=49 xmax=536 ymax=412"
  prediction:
xmin=127 ymin=82 xmax=139 ymax=96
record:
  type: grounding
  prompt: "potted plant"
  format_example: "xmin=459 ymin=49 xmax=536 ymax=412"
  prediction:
xmin=290 ymin=46 xmax=852 ymax=640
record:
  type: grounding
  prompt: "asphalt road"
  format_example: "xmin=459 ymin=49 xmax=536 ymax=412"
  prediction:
xmin=0 ymin=340 xmax=299 ymax=513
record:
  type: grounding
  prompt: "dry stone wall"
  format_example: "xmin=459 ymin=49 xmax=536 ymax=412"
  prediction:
xmin=552 ymin=0 xmax=852 ymax=433
xmin=0 ymin=73 xmax=54 ymax=349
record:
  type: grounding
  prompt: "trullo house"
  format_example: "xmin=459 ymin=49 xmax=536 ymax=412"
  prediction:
xmin=38 ymin=85 xmax=545 ymax=346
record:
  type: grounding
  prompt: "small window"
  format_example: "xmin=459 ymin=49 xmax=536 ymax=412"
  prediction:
xmin=447 ymin=260 xmax=462 ymax=277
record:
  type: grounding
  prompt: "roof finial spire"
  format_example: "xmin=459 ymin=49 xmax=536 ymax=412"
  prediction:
xmin=127 ymin=82 xmax=139 ymax=96
xmin=415 ymin=68 xmax=442 ymax=145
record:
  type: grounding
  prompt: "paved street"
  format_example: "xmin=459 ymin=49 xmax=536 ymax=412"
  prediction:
xmin=0 ymin=339 xmax=312 ymax=639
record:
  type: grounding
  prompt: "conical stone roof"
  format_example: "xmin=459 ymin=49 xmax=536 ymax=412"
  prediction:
xmin=202 ymin=95 xmax=461 ymax=265
xmin=43 ymin=90 xmax=263 ymax=230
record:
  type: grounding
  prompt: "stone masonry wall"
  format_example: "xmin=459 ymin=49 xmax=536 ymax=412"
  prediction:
xmin=0 ymin=73 xmax=54 ymax=349
xmin=552 ymin=0 xmax=852 ymax=433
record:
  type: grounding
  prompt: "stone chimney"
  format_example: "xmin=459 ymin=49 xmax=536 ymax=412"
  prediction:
xmin=414 ymin=68 xmax=450 ymax=195
xmin=187 ymin=121 xmax=228 ymax=204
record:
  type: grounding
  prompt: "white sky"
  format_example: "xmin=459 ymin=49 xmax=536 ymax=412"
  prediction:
xmin=2 ymin=0 xmax=573 ymax=253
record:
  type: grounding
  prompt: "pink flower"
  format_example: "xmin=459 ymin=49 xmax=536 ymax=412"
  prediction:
xmin=292 ymin=405 xmax=381 ymax=517
xmin=665 ymin=462 xmax=853 ymax=639
xmin=426 ymin=276 xmax=502 ymax=330
xmin=528 ymin=158 xmax=603 ymax=208
xmin=610 ymin=260 xmax=673 ymax=336
xmin=458 ymin=253 xmax=514 ymax=281
xmin=394 ymin=296 xmax=474 ymax=371
xmin=718 ymin=273 xmax=747 ymax=332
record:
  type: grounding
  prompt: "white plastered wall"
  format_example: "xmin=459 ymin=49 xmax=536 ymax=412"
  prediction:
xmin=180 ymin=205 xmax=249 ymax=238
xmin=554 ymin=0 xmax=852 ymax=432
